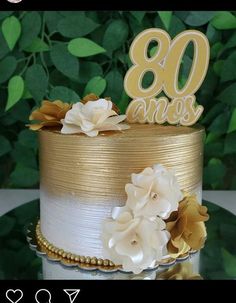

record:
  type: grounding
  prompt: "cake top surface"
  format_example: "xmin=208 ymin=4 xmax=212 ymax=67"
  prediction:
xmin=41 ymin=123 xmax=204 ymax=140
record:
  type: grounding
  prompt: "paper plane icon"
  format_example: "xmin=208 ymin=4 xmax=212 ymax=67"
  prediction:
xmin=63 ymin=289 xmax=81 ymax=303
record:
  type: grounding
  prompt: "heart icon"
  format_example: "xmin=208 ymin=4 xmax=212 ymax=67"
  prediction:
xmin=6 ymin=289 xmax=23 ymax=303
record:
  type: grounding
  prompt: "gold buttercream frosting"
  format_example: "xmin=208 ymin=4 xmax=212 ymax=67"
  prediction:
xmin=39 ymin=123 xmax=204 ymax=200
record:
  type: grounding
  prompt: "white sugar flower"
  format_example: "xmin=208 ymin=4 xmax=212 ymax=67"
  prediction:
xmin=125 ymin=164 xmax=183 ymax=219
xmin=102 ymin=209 xmax=170 ymax=274
xmin=61 ymin=99 xmax=129 ymax=137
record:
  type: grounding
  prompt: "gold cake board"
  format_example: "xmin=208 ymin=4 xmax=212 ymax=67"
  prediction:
xmin=27 ymin=220 xmax=198 ymax=273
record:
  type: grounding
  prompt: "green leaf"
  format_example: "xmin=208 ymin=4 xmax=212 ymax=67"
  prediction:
xmin=59 ymin=11 xmax=85 ymax=17
xmin=128 ymin=13 xmax=145 ymax=36
xmin=0 ymin=249 xmax=16 ymax=278
xmin=49 ymin=86 xmax=80 ymax=103
xmin=11 ymin=143 xmax=37 ymax=169
xmin=0 ymin=135 xmax=11 ymax=157
xmin=50 ymin=43 xmax=79 ymax=80
xmin=206 ymin=23 xmax=222 ymax=45
xmin=213 ymin=60 xmax=224 ymax=76
xmin=44 ymin=11 xmax=62 ymax=34
xmin=1 ymin=16 xmax=21 ymax=50
xmin=217 ymin=83 xmax=236 ymax=106
xmin=86 ymin=11 xmax=99 ymax=23
xmin=0 ymin=115 xmax=16 ymax=127
xmin=25 ymin=64 xmax=48 ymax=102
xmin=205 ymin=141 xmax=224 ymax=158
xmin=220 ymin=32 xmax=236 ymax=54
xmin=13 ymin=200 xmax=39 ymax=225
xmin=0 ymin=216 xmax=15 ymax=236
xmin=117 ymin=90 xmax=130 ymax=114
xmin=200 ymin=65 xmax=219 ymax=98
xmin=228 ymin=108 xmax=236 ymax=133
xmin=205 ymin=132 xmax=221 ymax=144
xmin=221 ymin=248 xmax=236 ymax=277
xmin=16 ymin=246 xmax=35 ymax=268
xmin=19 ymin=12 xmax=41 ymax=49
xmin=22 ymin=87 xmax=33 ymax=99
xmin=158 ymin=11 xmax=172 ymax=30
xmin=183 ymin=11 xmax=216 ymax=26
xmin=68 ymin=38 xmax=106 ymax=57
xmin=154 ymin=15 xmax=166 ymax=31
xmin=78 ymin=61 xmax=103 ymax=84
xmin=0 ymin=12 xmax=13 ymax=21
xmin=5 ymin=76 xmax=24 ymax=111
xmin=58 ymin=12 xmax=99 ymax=38
xmin=0 ymin=31 xmax=10 ymax=59
xmin=103 ymin=20 xmax=129 ymax=53
xmin=208 ymin=112 xmax=230 ymax=135
xmin=10 ymin=100 xmax=31 ymax=123
xmin=221 ymin=52 xmax=236 ymax=82
xmin=168 ymin=15 xmax=186 ymax=39
xmin=84 ymin=76 xmax=106 ymax=97
xmin=104 ymin=70 xmax=123 ymax=101
xmin=18 ymin=129 xmax=38 ymax=150
xmin=211 ymin=11 xmax=236 ymax=29
xmin=49 ymin=70 xmax=71 ymax=87
xmin=203 ymin=158 xmax=226 ymax=188
xmin=202 ymin=103 xmax=225 ymax=124
xmin=10 ymin=164 xmax=39 ymax=187
xmin=23 ymin=37 xmax=50 ymax=53
xmin=130 ymin=12 xmax=145 ymax=23
xmin=142 ymin=71 xmax=155 ymax=89
xmin=224 ymin=131 xmax=236 ymax=155
xmin=0 ymin=56 xmax=17 ymax=84
xmin=210 ymin=42 xmax=223 ymax=60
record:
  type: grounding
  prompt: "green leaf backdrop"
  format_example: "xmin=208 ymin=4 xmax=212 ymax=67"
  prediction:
xmin=0 ymin=11 xmax=236 ymax=190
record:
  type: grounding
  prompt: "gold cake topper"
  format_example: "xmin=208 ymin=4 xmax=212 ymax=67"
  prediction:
xmin=124 ymin=28 xmax=210 ymax=126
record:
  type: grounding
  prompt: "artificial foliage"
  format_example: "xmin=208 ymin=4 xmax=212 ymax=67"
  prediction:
xmin=0 ymin=11 xmax=236 ymax=189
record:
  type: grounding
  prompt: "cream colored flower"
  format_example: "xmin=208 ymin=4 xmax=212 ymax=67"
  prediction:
xmin=125 ymin=164 xmax=183 ymax=219
xmin=81 ymin=93 xmax=120 ymax=114
xmin=102 ymin=209 xmax=170 ymax=274
xmin=61 ymin=99 xmax=129 ymax=137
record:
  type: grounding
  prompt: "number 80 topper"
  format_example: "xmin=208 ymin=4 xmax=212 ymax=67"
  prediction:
xmin=124 ymin=28 xmax=210 ymax=126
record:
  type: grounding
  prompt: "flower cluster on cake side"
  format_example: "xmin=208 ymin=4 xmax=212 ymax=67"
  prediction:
xmin=102 ymin=164 xmax=209 ymax=274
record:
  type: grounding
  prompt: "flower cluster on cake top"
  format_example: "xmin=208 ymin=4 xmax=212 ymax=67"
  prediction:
xmin=28 ymin=94 xmax=130 ymax=137
xmin=102 ymin=164 xmax=209 ymax=274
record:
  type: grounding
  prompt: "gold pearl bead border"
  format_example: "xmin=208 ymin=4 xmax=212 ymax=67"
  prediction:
xmin=35 ymin=220 xmax=196 ymax=271
xmin=35 ymin=221 xmax=118 ymax=269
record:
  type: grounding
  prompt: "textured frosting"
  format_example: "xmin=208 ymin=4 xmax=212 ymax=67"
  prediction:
xmin=39 ymin=124 xmax=204 ymax=258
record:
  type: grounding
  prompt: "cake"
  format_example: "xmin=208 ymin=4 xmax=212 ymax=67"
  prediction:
xmin=30 ymin=104 xmax=208 ymax=273
xmin=28 ymin=27 xmax=210 ymax=274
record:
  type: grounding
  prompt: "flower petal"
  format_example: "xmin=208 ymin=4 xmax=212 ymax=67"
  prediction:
xmin=85 ymin=99 xmax=112 ymax=112
xmin=61 ymin=122 xmax=82 ymax=134
xmin=81 ymin=129 xmax=99 ymax=137
xmin=115 ymin=239 xmax=144 ymax=264
xmin=105 ymin=114 xmax=127 ymax=125
xmin=28 ymin=123 xmax=44 ymax=130
xmin=93 ymin=109 xmax=117 ymax=126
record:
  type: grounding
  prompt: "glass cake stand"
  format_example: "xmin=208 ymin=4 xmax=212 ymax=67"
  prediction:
xmin=0 ymin=200 xmax=236 ymax=280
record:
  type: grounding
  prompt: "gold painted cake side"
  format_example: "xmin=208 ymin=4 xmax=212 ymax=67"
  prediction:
xmin=39 ymin=124 xmax=204 ymax=200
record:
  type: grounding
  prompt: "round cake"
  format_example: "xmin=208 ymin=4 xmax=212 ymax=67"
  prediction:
xmin=39 ymin=124 xmax=204 ymax=261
